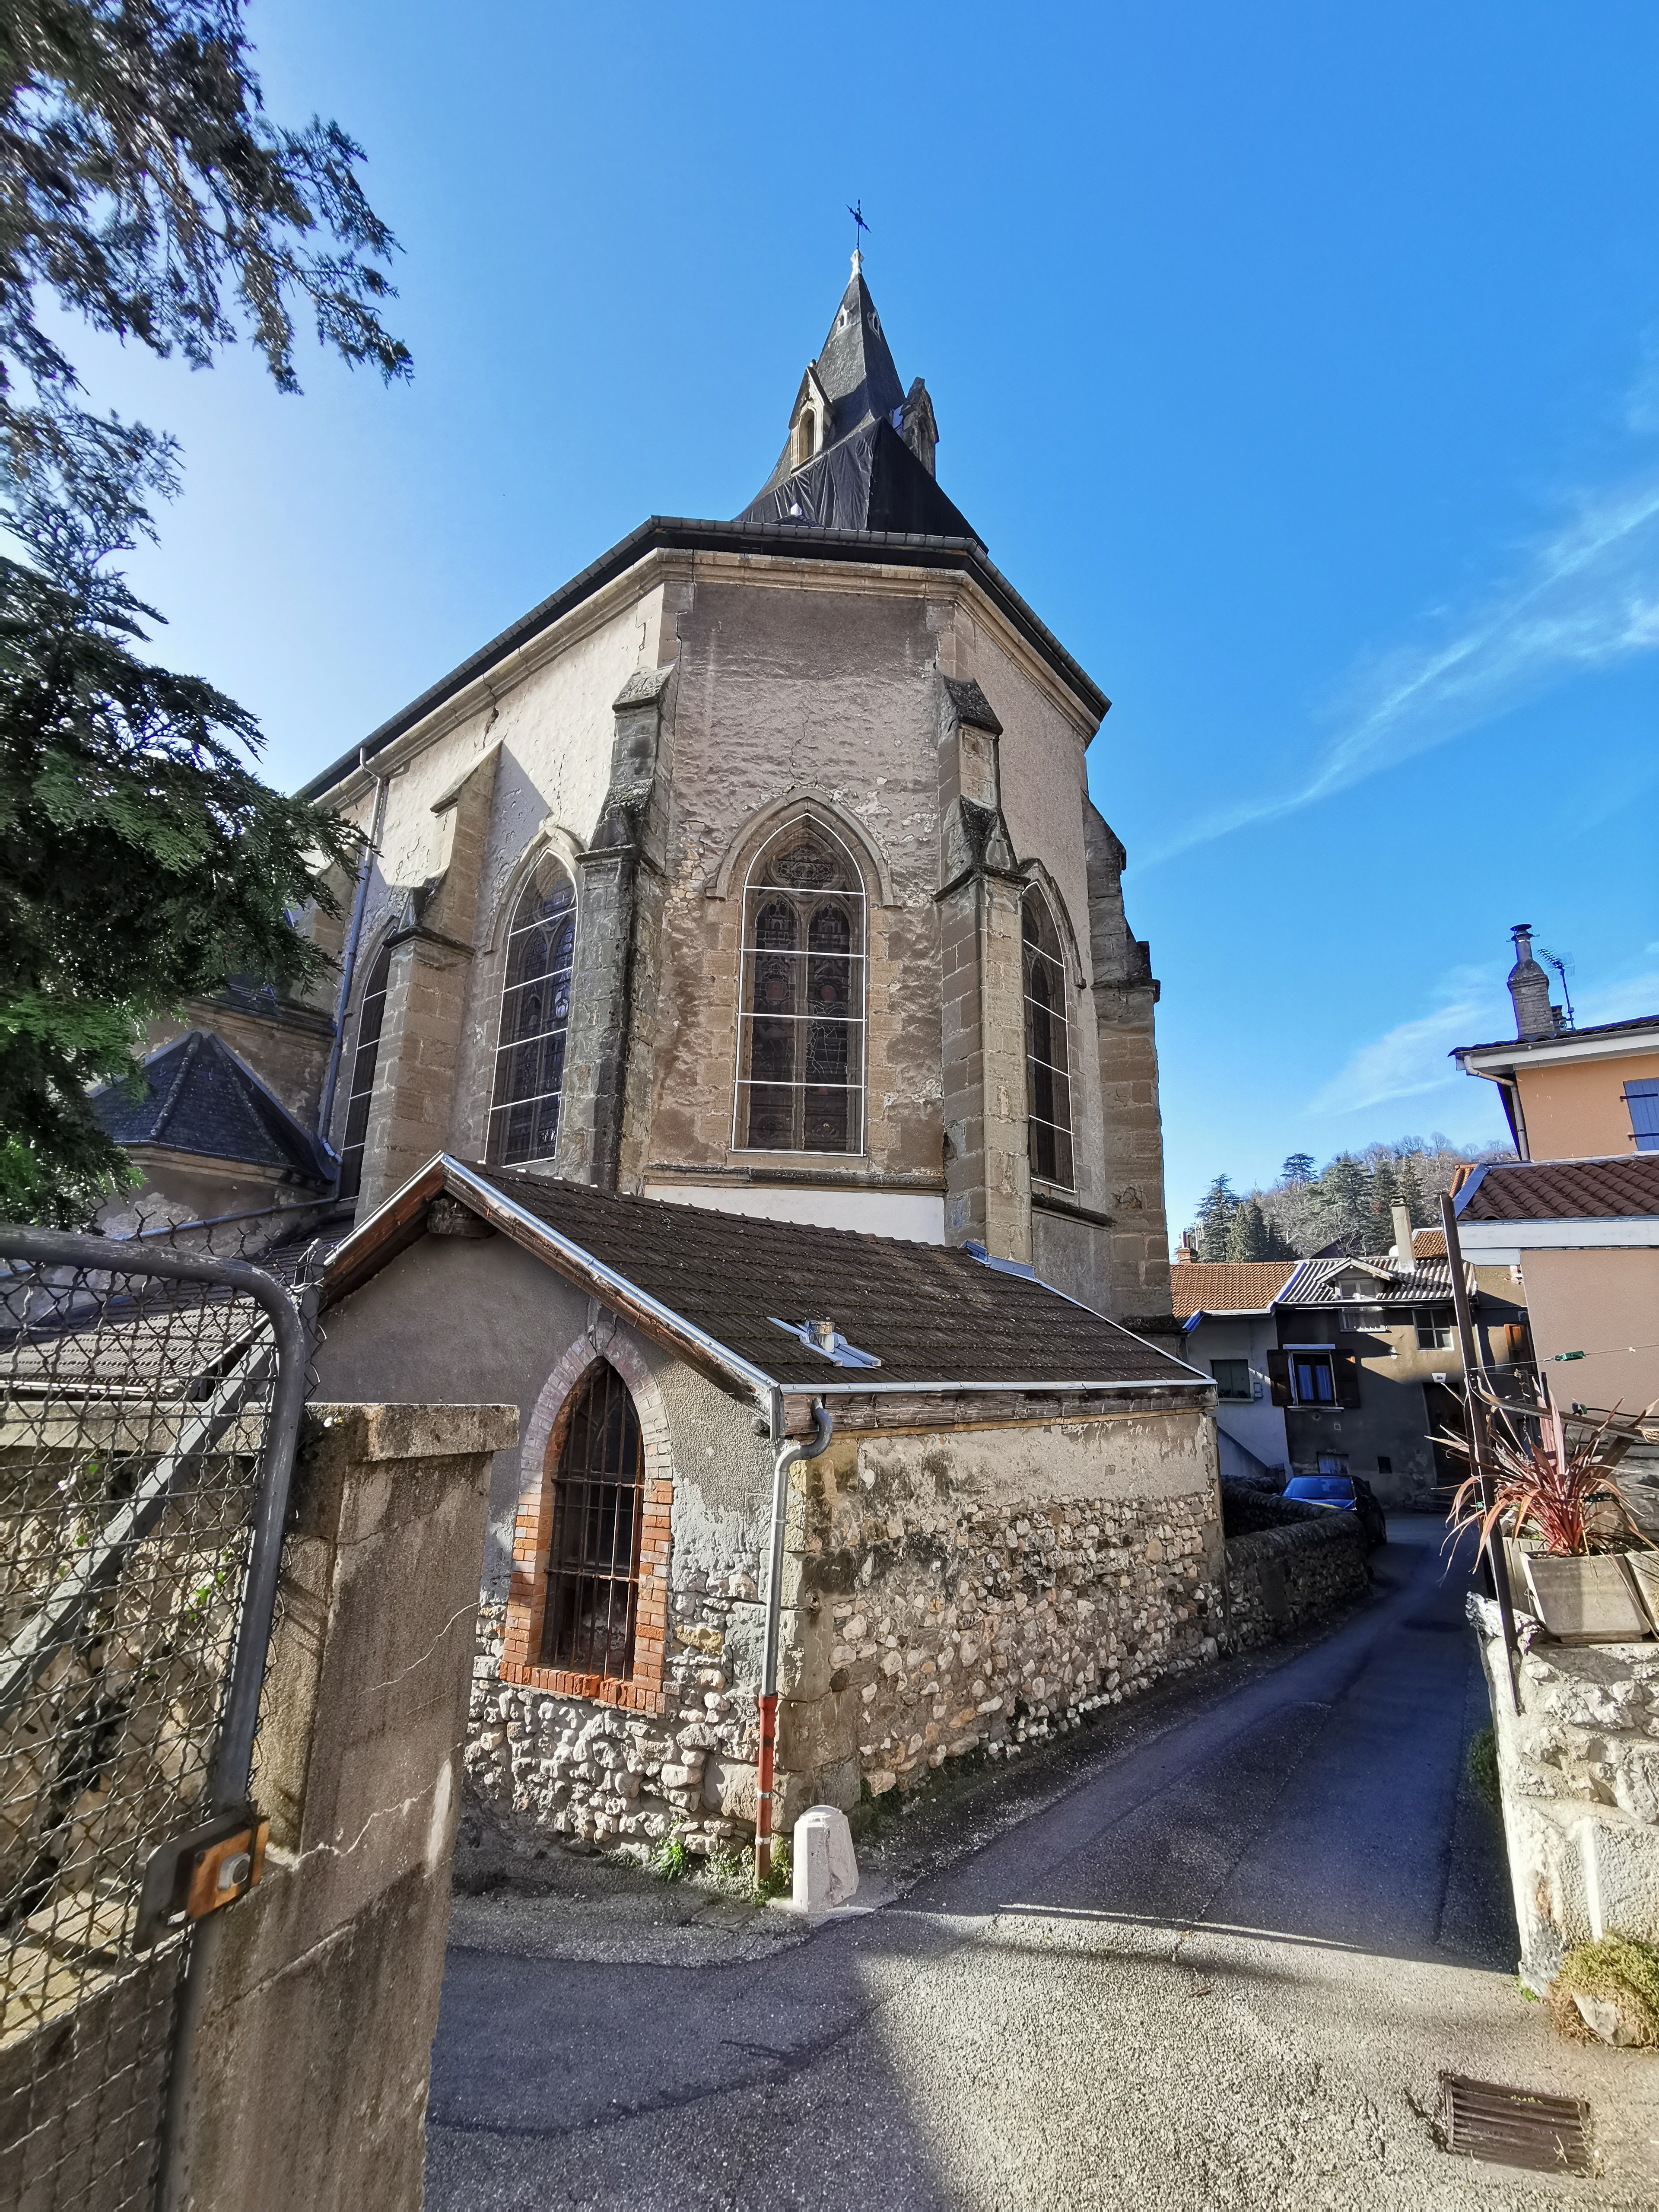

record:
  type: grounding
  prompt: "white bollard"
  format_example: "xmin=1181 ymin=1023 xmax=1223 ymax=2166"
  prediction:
xmin=792 ymin=1804 xmax=859 ymax=1915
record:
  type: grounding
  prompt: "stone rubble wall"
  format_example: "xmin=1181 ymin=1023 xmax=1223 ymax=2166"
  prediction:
xmin=467 ymin=1573 xmax=772 ymax=1859
xmin=1472 ymin=1597 xmax=1659 ymax=1989
xmin=1223 ymin=1516 xmax=1370 ymax=1652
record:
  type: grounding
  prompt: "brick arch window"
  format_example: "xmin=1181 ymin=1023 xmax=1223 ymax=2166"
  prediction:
xmin=735 ymin=819 xmax=866 ymax=1154
xmin=1023 ymin=888 xmax=1074 ymax=1189
xmin=503 ymin=1334 xmax=672 ymax=1714
xmin=338 ymin=936 xmax=392 ymax=1201
xmin=488 ymin=853 xmax=576 ymax=1167
xmin=540 ymin=1360 xmax=644 ymax=1681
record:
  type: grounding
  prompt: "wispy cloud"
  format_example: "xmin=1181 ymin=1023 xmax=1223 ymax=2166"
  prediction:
xmin=1142 ymin=387 xmax=1659 ymax=868
xmin=1312 ymin=960 xmax=1659 ymax=1120
xmin=1309 ymin=967 xmax=1495 ymax=1116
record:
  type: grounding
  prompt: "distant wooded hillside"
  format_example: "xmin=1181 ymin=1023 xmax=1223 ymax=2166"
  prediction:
xmin=1187 ymin=1135 xmax=1515 ymax=1262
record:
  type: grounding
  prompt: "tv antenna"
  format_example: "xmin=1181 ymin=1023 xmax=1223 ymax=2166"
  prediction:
xmin=1536 ymin=943 xmax=1576 ymax=1028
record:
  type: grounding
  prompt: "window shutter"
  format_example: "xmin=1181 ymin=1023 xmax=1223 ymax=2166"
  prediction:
xmin=1625 ymin=1080 xmax=1659 ymax=1153
xmin=1266 ymin=1350 xmax=1292 ymax=1408
xmin=1335 ymin=1349 xmax=1362 ymax=1410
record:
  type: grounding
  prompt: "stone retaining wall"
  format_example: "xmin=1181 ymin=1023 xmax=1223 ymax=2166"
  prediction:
xmin=1223 ymin=1515 xmax=1370 ymax=1651
xmin=1472 ymin=1597 xmax=1659 ymax=1989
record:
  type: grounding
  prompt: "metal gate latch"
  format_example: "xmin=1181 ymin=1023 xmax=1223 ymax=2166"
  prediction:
xmin=137 ymin=1806 xmax=269 ymax=1948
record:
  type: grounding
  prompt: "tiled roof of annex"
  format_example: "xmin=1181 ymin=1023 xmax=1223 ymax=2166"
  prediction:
xmin=324 ymin=1158 xmax=1209 ymax=1398
xmin=1169 ymin=1261 xmax=1299 ymax=1317
xmin=1456 ymin=1156 xmax=1659 ymax=1223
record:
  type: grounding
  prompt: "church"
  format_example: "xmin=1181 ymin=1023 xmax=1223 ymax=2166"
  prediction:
xmin=107 ymin=258 xmax=1222 ymax=1850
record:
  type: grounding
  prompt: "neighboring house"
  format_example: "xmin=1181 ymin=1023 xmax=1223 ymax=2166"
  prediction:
xmin=1449 ymin=924 xmax=1659 ymax=1415
xmin=1175 ymin=1201 xmax=1530 ymax=1503
xmin=1452 ymin=1157 xmax=1659 ymax=1415
xmin=1452 ymin=925 xmax=1659 ymax=1162
xmin=1169 ymin=1260 xmax=1298 ymax=1480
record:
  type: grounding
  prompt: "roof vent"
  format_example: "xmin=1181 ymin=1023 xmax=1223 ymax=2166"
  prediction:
xmin=770 ymin=1316 xmax=882 ymax=1370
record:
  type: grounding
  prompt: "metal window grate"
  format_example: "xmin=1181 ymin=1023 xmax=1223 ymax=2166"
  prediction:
xmin=540 ymin=1363 xmax=643 ymax=1681
xmin=1440 ymin=2073 xmax=1593 ymax=2174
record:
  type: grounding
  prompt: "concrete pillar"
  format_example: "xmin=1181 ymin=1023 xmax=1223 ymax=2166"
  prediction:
xmin=936 ymin=675 xmax=1031 ymax=1262
xmin=163 ymin=1400 xmax=517 ymax=2212
xmin=356 ymin=748 xmax=499 ymax=1213
xmin=558 ymin=666 xmax=674 ymax=1191
xmin=1084 ymin=804 xmax=1171 ymax=1323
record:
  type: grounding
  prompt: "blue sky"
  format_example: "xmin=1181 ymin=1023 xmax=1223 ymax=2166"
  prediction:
xmin=67 ymin=2 xmax=1659 ymax=1230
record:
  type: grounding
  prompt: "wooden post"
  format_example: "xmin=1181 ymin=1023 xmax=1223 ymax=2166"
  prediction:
xmin=1440 ymin=1190 xmax=1520 ymax=1710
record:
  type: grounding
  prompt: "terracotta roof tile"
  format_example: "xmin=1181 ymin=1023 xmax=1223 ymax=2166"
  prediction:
xmin=1457 ymin=1156 xmax=1659 ymax=1223
xmin=1170 ymin=1261 xmax=1299 ymax=1317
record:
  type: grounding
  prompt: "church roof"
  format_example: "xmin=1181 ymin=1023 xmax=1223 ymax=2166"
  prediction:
xmin=321 ymin=1156 xmax=1208 ymax=1408
xmin=90 ymin=1030 xmax=334 ymax=1186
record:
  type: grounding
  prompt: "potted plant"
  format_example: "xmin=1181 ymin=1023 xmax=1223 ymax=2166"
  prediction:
xmin=1446 ymin=1384 xmax=1657 ymax=1643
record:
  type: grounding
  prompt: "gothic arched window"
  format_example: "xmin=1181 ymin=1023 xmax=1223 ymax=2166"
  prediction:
xmin=337 ymin=937 xmax=391 ymax=1201
xmin=488 ymin=855 xmax=576 ymax=1168
xmin=736 ymin=821 xmax=865 ymax=1154
xmin=540 ymin=1361 xmax=644 ymax=1682
xmin=1023 ymin=889 xmax=1074 ymax=1189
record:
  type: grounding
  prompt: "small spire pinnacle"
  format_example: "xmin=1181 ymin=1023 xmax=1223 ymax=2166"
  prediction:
xmin=851 ymin=247 xmax=862 ymax=277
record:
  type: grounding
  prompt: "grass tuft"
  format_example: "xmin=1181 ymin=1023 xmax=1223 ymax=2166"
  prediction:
xmin=1467 ymin=1725 xmax=1501 ymax=1814
xmin=1548 ymin=1935 xmax=1659 ymax=2047
xmin=652 ymin=1831 xmax=690 ymax=1883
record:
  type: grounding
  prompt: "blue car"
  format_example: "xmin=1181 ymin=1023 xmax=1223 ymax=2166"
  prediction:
xmin=1283 ymin=1473 xmax=1388 ymax=1547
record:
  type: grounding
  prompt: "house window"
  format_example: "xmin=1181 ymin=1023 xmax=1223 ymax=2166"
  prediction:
xmin=1414 ymin=1306 xmax=1454 ymax=1352
xmin=337 ymin=938 xmax=392 ymax=1201
xmin=735 ymin=822 xmax=865 ymax=1154
xmin=540 ymin=1361 xmax=645 ymax=1682
xmin=1338 ymin=1304 xmax=1385 ymax=1334
xmin=1291 ymin=1351 xmax=1336 ymax=1405
xmin=1212 ymin=1358 xmax=1252 ymax=1402
xmin=1626 ymin=1079 xmax=1659 ymax=1152
xmin=1023 ymin=890 xmax=1074 ymax=1189
xmin=488 ymin=855 xmax=577 ymax=1168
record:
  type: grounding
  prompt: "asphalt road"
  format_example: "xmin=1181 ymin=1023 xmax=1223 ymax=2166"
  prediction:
xmin=425 ymin=1519 xmax=1659 ymax=2209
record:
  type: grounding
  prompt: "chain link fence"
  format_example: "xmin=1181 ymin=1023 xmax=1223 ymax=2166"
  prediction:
xmin=0 ymin=1227 xmax=315 ymax=2212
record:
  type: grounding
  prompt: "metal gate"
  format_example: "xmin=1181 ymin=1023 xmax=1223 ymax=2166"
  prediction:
xmin=0 ymin=1230 xmax=309 ymax=2212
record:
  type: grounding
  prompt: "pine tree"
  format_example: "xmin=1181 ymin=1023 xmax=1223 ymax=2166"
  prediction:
xmin=1366 ymin=1158 xmax=1399 ymax=1253
xmin=1281 ymin=1152 xmax=1316 ymax=1186
xmin=1396 ymin=1153 xmax=1430 ymax=1227
xmin=1227 ymin=1196 xmax=1296 ymax=1262
xmin=1316 ymin=1155 xmax=1371 ymax=1252
xmin=1196 ymin=1175 xmax=1239 ymax=1261
xmin=0 ymin=1 xmax=408 ymax=1220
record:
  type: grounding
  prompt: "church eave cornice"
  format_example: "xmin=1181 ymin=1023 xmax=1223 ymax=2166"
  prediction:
xmin=301 ymin=517 xmax=1108 ymax=805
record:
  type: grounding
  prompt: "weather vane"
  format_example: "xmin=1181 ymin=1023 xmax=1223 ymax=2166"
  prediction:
xmin=847 ymin=199 xmax=870 ymax=254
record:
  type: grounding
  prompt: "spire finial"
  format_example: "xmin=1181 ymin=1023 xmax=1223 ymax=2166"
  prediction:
xmin=847 ymin=197 xmax=870 ymax=274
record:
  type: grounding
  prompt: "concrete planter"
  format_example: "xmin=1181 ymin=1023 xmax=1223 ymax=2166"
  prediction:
xmin=1522 ymin=1553 xmax=1652 ymax=1645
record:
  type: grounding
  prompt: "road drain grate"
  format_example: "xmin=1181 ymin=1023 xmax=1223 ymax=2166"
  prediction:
xmin=1440 ymin=2072 xmax=1593 ymax=2174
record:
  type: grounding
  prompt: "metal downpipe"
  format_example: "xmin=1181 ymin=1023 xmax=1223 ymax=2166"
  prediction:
xmin=755 ymin=1397 xmax=833 ymax=1883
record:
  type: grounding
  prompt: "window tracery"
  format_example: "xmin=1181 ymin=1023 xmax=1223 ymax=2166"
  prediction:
xmin=488 ymin=853 xmax=576 ymax=1167
xmin=337 ymin=937 xmax=391 ymax=1201
xmin=735 ymin=821 xmax=866 ymax=1154
xmin=1023 ymin=889 xmax=1074 ymax=1189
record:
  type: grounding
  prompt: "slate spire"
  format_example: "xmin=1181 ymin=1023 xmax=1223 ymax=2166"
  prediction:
xmin=738 ymin=253 xmax=980 ymax=544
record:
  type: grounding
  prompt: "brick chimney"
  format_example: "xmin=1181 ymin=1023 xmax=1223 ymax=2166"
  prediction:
xmin=1506 ymin=923 xmax=1556 ymax=1041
